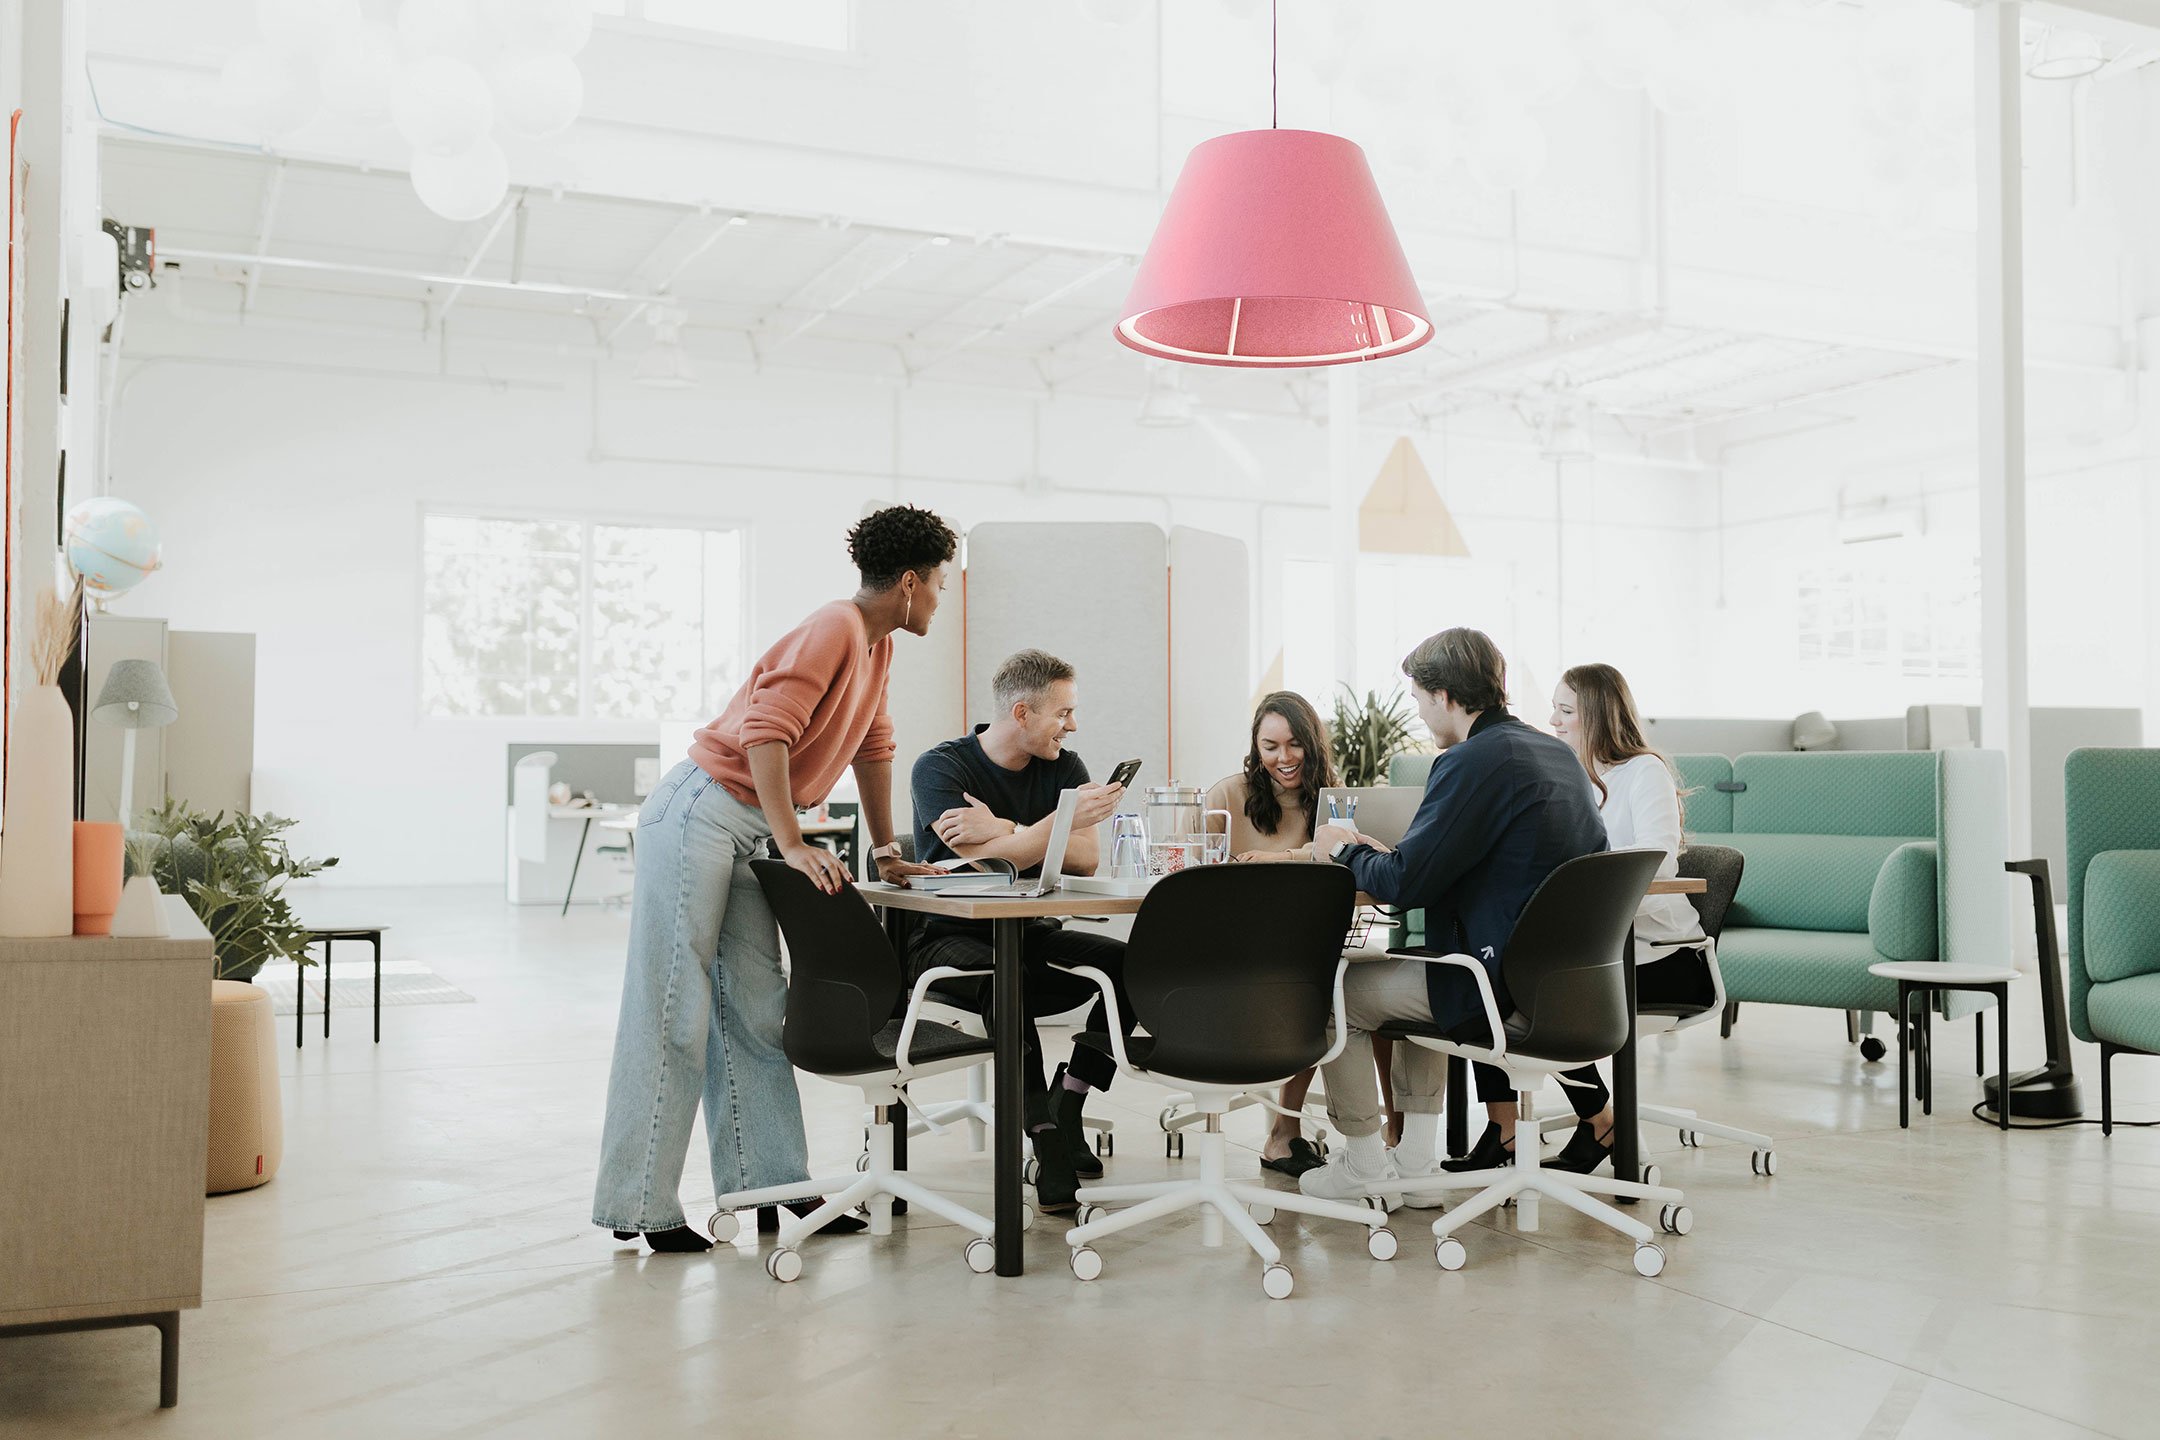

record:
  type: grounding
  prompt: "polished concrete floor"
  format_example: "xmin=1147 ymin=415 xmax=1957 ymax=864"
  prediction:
xmin=4 ymin=887 xmax=2156 ymax=1440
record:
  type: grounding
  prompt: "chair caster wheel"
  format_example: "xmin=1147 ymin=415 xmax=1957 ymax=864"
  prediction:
xmin=1860 ymin=1036 xmax=1887 ymax=1062
xmin=766 ymin=1247 xmax=802 ymax=1283
xmin=1659 ymin=1204 xmax=1693 ymax=1236
xmin=1360 ymin=1193 xmax=1399 ymax=1216
xmin=1074 ymin=1202 xmax=1101 ymax=1226
xmin=1678 ymin=1129 xmax=1698 ymax=1148
xmin=1751 ymin=1149 xmax=1778 ymax=1177
xmin=1247 ymin=1202 xmax=1276 ymax=1225
xmin=1070 ymin=1246 xmax=1103 ymax=1281
xmin=1640 ymin=1164 xmax=1662 ymax=1189
xmin=1434 ymin=1237 xmax=1467 ymax=1271
xmin=1165 ymin=1134 xmax=1184 ymax=1159
xmin=1633 ymin=1242 xmax=1666 ymax=1278
xmin=1262 ymin=1263 xmax=1294 ymax=1299
xmin=1023 ymin=1157 xmax=1040 ymax=1187
xmin=1021 ymin=1203 xmax=1037 ymax=1232
xmin=1367 ymin=1226 xmax=1398 ymax=1261
xmin=708 ymin=1210 xmax=740 ymax=1244
xmin=1157 ymin=1105 xmax=1183 ymax=1131
xmin=965 ymin=1238 xmax=995 ymax=1274
xmin=855 ymin=1152 xmax=871 ymax=1173
xmin=1097 ymin=1132 xmax=1113 ymax=1157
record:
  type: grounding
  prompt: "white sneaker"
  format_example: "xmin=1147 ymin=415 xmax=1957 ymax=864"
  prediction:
xmin=1388 ymin=1149 xmax=1450 ymax=1209
xmin=1298 ymin=1150 xmax=1399 ymax=1205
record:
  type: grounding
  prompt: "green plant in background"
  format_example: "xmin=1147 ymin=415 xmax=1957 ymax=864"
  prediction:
xmin=1330 ymin=687 xmax=1425 ymax=788
xmin=129 ymin=799 xmax=338 ymax=981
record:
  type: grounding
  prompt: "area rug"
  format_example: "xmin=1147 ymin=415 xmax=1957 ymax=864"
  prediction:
xmin=249 ymin=959 xmax=476 ymax=1016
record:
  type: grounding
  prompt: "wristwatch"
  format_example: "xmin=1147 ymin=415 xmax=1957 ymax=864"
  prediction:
xmin=1327 ymin=837 xmax=1354 ymax=861
xmin=870 ymin=841 xmax=901 ymax=862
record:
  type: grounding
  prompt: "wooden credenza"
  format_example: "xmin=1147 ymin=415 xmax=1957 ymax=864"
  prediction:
xmin=0 ymin=898 xmax=213 ymax=1408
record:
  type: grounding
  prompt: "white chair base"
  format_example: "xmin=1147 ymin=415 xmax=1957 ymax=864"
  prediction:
xmin=715 ymin=1087 xmax=1000 ymax=1283
xmin=1067 ymin=1095 xmax=1394 ymax=1300
xmin=1402 ymin=1095 xmax=1688 ymax=1276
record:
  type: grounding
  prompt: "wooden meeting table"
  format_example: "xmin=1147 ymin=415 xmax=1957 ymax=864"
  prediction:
xmin=855 ymin=875 xmax=1704 ymax=1278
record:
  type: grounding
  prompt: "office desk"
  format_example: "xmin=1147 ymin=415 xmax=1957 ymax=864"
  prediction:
xmin=551 ymin=805 xmax=638 ymax=915
xmin=857 ymin=874 xmax=1702 ymax=1275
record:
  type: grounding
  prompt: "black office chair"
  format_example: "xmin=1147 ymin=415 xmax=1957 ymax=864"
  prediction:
xmin=706 ymin=859 xmax=1004 ymax=1283
xmin=1048 ymin=863 xmax=1393 ymax=1301
xmin=1380 ymin=848 xmax=1689 ymax=1277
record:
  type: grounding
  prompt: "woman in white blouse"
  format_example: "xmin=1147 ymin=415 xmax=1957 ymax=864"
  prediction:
xmin=1450 ymin=663 xmax=1706 ymax=1178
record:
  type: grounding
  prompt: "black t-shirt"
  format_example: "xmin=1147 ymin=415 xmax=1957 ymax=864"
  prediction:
xmin=910 ymin=725 xmax=1090 ymax=876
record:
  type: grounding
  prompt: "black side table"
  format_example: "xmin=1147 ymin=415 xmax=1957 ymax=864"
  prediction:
xmin=1869 ymin=961 xmax=2018 ymax=1130
xmin=295 ymin=926 xmax=388 ymax=1047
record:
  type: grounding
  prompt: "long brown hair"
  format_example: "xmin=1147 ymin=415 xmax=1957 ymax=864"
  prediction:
xmin=1243 ymin=691 xmax=1337 ymax=842
xmin=1559 ymin=663 xmax=1681 ymax=824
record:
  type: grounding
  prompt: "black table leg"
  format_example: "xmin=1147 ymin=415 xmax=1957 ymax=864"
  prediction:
xmin=1445 ymin=1055 xmax=1468 ymax=1158
xmin=323 ymin=936 xmax=333 ymax=1038
xmin=562 ymin=817 xmax=593 ymax=916
xmin=295 ymin=946 xmax=305 ymax=1049
xmin=1975 ymin=1013 xmax=1984 ymax=1076
xmin=1995 ymin=983 xmax=2010 ymax=1131
xmin=156 ymin=1311 xmax=179 ymax=1408
xmin=1897 ymin=983 xmax=1912 ymax=1128
xmin=1921 ymin=1001 xmax=1932 ymax=1115
xmin=1612 ymin=924 xmax=1641 ymax=1199
xmin=372 ymin=932 xmax=383 ymax=1043
xmin=992 ymin=915 xmax=1027 ymax=1276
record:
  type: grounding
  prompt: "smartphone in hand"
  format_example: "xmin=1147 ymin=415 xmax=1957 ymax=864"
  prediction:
xmin=1107 ymin=758 xmax=1142 ymax=789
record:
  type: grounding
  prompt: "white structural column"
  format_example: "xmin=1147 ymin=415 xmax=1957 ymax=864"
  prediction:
xmin=1328 ymin=366 xmax=1360 ymax=693
xmin=1976 ymin=0 xmax=2032 ymax=856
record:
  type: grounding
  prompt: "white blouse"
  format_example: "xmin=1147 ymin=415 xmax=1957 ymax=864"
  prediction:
xmin=1597 ymin=753 xmax=1702 ymax=958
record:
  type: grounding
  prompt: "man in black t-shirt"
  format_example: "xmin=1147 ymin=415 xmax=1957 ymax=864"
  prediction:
xmin=907 ymin=648 xmax=1133 ymax=1212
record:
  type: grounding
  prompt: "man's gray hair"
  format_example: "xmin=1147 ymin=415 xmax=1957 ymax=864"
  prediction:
xmin=993 ymin=648 xmax=1075 ymax=714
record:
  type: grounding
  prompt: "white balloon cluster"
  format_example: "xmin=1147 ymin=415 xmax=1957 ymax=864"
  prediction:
xmin=216 ymin=0 xmax=592 ymax=223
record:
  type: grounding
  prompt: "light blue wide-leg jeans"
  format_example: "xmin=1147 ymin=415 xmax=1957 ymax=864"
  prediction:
xmin=591 ymin=760 xmax=810 ymax=1231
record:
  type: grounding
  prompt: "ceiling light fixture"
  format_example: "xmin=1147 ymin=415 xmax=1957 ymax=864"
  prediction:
xmin=634 ymin=305 xmax=697 ymax=389
xmin=2027 ymin=26 xmax=2105 ymax=80
xmin=1113 ymin=0 xmax=1430 ymax=368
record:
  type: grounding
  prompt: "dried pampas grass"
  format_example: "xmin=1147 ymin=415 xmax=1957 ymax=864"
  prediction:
xmin=30 ymin=576 xmax=84 ymax=686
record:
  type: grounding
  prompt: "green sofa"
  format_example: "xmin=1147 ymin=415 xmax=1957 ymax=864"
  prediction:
xmin=1676 ymin=749 xmax=2009 ymax=1048
xmin=2065 ymin=747 xmax=2160 ymax=1132
xmin=1387 ymin=747 xmax=2011 ymax=1058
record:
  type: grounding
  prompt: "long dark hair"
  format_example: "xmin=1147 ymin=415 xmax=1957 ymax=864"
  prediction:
xmin=1243 ymin=691 xmax=1337 ymax=842
xmin=1560 ymin=662 xmax=1683 ymax=826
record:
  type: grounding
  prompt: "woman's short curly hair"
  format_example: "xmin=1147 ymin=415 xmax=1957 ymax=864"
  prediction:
xmin=847 ymin=505 xmax=958 ymax=590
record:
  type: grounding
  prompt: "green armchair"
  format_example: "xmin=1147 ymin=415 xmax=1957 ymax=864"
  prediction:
xmin=2065 ymin=747 xmax=2160 ymax=1133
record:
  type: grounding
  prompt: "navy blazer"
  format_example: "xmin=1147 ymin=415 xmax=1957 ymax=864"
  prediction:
xmin=1342 ymin=710 xmax=1608 ymax=1025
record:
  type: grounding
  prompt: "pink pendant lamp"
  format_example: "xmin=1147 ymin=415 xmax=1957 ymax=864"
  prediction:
xmin=1115 ymin=7 xmax=1430 ymax=367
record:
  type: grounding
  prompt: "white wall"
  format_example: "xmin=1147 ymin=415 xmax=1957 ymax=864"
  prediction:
xmin=107 ymin=293 xmax=1716 ymax=886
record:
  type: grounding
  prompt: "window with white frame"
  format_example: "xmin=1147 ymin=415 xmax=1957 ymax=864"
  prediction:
xmin=422 ymin=513 xmax=746 ymax=721
xmin=1795 ymin=546 xmax=1979 ymax=682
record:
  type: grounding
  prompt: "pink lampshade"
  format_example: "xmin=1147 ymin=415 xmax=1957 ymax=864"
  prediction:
xmin=1116 ymin=128 xmax=1431 ymax=368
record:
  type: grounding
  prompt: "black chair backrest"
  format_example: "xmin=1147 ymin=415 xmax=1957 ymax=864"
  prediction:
xmin=1501 ymin=848 xmax=1665 ymax=1065
xmin=750 ymin=859 xmax=904 ymax=1076
xmin=1121 ymin=863 xmax=1357 ymax=1086
xmin=1677 ymin=845 xmax=1744 ymax=942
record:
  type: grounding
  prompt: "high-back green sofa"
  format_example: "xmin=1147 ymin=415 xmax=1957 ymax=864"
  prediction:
xmin=1387 ymin=747 xmax=2011 ymax=1055
xmin=2065 ymin=747 xmax=2160 ymax=1132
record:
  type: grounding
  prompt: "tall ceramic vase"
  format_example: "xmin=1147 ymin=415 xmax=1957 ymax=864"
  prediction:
xmin=0 ymin=684 xmax=76 ymax=937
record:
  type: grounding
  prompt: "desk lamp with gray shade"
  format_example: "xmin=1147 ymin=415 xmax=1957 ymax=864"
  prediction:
xmin=94 ymin=659 xmax=179 ymax=828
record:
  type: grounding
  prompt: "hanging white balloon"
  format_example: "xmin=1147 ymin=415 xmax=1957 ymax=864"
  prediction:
xmin=218 ymin=43 xmax=320 ymax=137
xmin=411 ymin=137 xmax=509 ymax=222
xmin=491 ymin=51 xmax=583 ymax=139
xmin=255 ymin=0 xmax=361 ymax=54
xmin=319 ymin=24 xmax=400 ymax=125
xmin=483 ymin=0 xmax=596 ymax=57
xmin=392 ymin=55 xmax=496 ymax=156
xmin=397 ymin=0 xmax=489 ymax=60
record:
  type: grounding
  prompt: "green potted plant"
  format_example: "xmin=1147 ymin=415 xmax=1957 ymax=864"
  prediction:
xmin=128 ymin=800 xmax=338 ymax=981
xmin=1330 ymin=686 xmax=1427 ymax=788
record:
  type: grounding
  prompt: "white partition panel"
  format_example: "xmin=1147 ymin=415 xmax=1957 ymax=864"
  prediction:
xmin=883 ymin=558 xmax=968 ymax=847
xmin=966 ymin=523 xmax=1171 ymax=802
xmin=1169 ymin=525 xmax=1252 ymax=790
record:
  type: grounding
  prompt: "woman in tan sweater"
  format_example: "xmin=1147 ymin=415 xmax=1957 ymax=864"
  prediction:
xmin=1205 ymin=692 xmax=1398 ymax=1173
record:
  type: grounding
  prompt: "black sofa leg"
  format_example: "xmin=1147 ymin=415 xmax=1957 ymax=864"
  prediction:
xmin=1720 ymin=1002 xmax=1738 ymax=1038
xmin=1846 ymin=1009 xmax=1859 ymax=1044
xmin=2101 ymin=1043 xmax=2115 ymax=1136
xmin=1975 ymin=1013 xmax=1984 ymax=1076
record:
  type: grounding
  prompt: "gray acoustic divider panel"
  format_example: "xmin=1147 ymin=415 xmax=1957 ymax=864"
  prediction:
xmin=504 ymin=744 xmax=656 ymax=805
xmin=882 ymin=550 xmax=968 ymax=845
xmin=964 ymin=523 xmax=1171 ymax=801
xmin=1169 ymin=526 xmax=1251 ymax=792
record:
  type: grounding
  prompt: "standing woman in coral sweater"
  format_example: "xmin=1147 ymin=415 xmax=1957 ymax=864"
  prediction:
xmin=592 ymin=505 xmax=957 ymax=1251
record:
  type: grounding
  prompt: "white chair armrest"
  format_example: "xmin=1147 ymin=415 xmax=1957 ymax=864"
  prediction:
xmin=1042 ymin=962 xmax=1135 ymax=1072
xmin=1380 ymin=948 xmax=1509 ymax=1062
xmin=1312 ymin=957 xmax=1352 ymax=1069
xmin=895 ymin=965 xmax=994 ymax=1075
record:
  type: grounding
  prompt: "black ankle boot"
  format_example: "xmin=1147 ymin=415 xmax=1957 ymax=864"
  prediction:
xmin=1546 ymin=1121 xmax=1613 ymax=1176
xmin=1047 ymin=1064 xmax=1104 ymax=1179
xmin=613 ymin=1225 xmax=712 ymax=1253
xmin=1440 ymin=1122 xmax=1516 ymax=1173
xmin=756 ymin=1199 xmax=869 ymax=1235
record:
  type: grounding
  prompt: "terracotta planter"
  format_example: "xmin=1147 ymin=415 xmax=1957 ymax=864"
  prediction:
xmin=72 ymin=822 xmax=124 ymax=936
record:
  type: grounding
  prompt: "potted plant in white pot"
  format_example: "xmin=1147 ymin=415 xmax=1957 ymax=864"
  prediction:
xmin=129 ymin=800 xmax=337 ymax=980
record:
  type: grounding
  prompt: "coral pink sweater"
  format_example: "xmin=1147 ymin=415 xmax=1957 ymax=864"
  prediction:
xmin=690 ymin=601 xmax=896 ymax=810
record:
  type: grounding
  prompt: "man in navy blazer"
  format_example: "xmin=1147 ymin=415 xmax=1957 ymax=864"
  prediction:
xmin=1299 ymin=628 xmax=1607 ymax=1203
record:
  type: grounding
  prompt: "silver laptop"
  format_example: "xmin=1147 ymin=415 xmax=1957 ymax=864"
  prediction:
xmin=1318 ymin=786 xmax=1422 ymax=849
xmin=935 ymin=788 xmax=1080 ymax=899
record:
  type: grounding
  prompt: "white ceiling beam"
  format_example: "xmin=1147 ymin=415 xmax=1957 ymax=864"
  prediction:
xmin=767 ymin=239 xmax=936 ymax=351
xmin=160 ymin=247 xmax=676 ymax=304
xmin=909 ymin=256 xmax=1130 ymax=375
xmin=434 ymin=192 xmax=524 ymax=326
xmin=241 ymin=160 xmax=287 ymax=315
xmin=602 ymin=211 xmax=745 ymax=346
